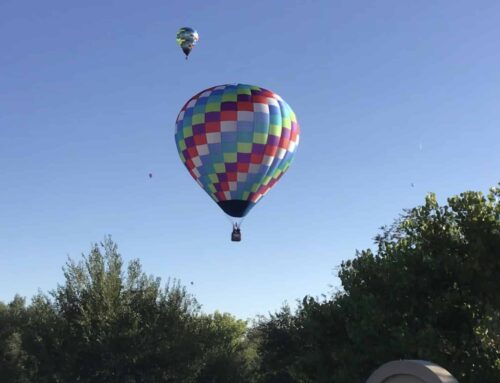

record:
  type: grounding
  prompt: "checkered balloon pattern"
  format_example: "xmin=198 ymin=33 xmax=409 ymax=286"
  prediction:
xmin=175 ymin=84 xmax=300 ymax=217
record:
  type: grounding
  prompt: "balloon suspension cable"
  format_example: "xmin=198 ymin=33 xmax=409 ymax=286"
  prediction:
xmin=224 ymin=214 xmax=245 ymax=228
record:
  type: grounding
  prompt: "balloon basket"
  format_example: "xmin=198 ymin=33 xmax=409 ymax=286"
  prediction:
xmin=231 ymin=229 xmax=241 ymax=242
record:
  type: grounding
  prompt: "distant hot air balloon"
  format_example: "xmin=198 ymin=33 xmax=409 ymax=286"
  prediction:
xmin=176 ymin=27 xmax=199 ymax=59
xmin=149 ymin=173 xmax=153 ymax=178
xmin=174 ymin=84 xmax=300 ymax=241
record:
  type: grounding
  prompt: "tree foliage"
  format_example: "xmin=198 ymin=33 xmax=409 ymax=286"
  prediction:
xmin=1 ymin=186 xmax=499 ymax=382
xmin=0 ymin=237 xmax=254 ymax=383
xmin=254 ymin=186 xmax=500 ymax=382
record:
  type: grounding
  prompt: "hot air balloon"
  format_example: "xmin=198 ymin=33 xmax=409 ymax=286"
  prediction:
xmin=176 ymin=27 xmax=199 ymax=59
xmin=174 ymin=84 xmax=300 ymax=241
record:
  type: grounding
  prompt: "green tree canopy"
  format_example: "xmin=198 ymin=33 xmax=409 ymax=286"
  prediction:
xmin=1 ymin=186 xmax=498 ymax=382
xmin=254 ymin=186 xmax=500 ymax=383
xmin=0 ymin=237 xmax=255 ymax=383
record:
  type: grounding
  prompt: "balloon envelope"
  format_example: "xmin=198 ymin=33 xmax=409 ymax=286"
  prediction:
xmin=175 ymin=84 xmax=300 ymax=218
xmin=176 ymin=27 xmax=199 ymax=57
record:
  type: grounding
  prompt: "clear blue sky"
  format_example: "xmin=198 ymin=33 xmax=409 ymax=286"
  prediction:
xmin=1 ymin=0 xmax=499 ymax=320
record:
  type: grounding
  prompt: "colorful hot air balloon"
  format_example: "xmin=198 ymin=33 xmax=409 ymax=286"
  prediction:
xmin=176 ymin=27 xmax=199 ymax=59
xmin=175 ymin=84 xmax=300 ymax=241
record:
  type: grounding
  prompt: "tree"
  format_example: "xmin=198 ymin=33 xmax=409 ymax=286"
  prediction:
xmin=0 ymin=238 xmax=207 ymax=382
xmin=1 ymin=185 xmax=498 ymax=382
xmin=195 ymin=311 xmax=255 ymax=383
xmin=0 ymin=237 xmax=257 ymax=383
xmin=251 ymin=305 xmax=304 ymax=383
xmin=47 ymin=237 xmax=206 ymax=382
xmin=336 ymin=187 xmax=500 ymax=381
xmin=254 ymin=186 xmax=500 ymax=383
xmin=0 ymin=297 xmax=31 ymax=383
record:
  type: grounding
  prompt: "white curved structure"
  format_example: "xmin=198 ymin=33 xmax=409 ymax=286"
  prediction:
xmin=366 ymin=360 xmax=459 ymax=383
